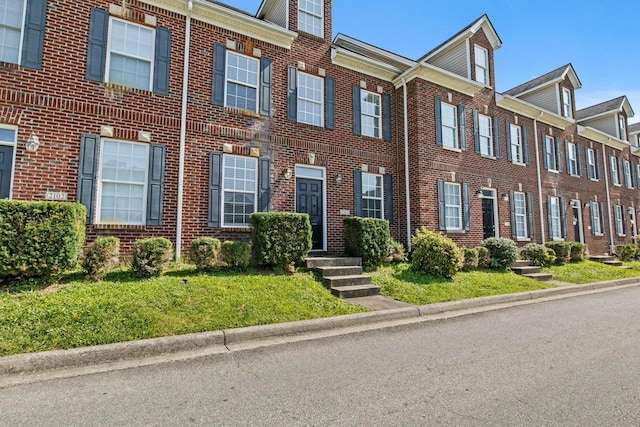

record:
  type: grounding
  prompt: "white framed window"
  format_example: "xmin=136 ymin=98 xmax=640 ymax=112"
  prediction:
xmin=586 ymin=148 xmax=597 ymax=180
xmin=610 ymin=156 xmax=620 ymax=186
xmin=0 ymin=0 xmax=26 ymax=65
xmin=297 ymin=72 xmax=323 ymax=127
xmin=0 ymin=126 xmax=17 ymax=199
xmin=624 ymin=160 xmax=633 ymax=188
xmin=106 ymin=17 xmax=155 ymax=91
xmin=225 ymin=51 xmax=259 ymax=112
xmin=222 ymin=155 xmax=257 ymax=227
xmin=510 ymin=124 xmax=523 ymax=163
xmin=562 ymin=88 xmax=572 ymax=119
xmin=361 ymin=90 xmax=381 ymax=138
xmin=513 ymin=192 xmax=527 ymax=239
xmin=0 ymin=127 xmax=16 ymax=145
xmin=361 ymin=172 xmax=383 ymax=219
xmin=441 ymin=103 xmax=458 ymax=149
xmin=444 ymin=182 xmax=462 ymax=230
xmin=567 ymin=142 xmax=578 ymax=176
xmin=591 ymin=202 xmax=602 ymax=235
xmin=549 ymin=196 xmax=562 ymax=240
xmin=618 ymin=115 xmax=627 ymax=141
xmin=474 ymin=45 xmax=489 ymax=85
xmin=97 ymin=140 xmax=149 ymax=225
xmin=614 ymin=205 xmax=624 ymax=236
xmin=544 ymin=136 xmax=557 ymax=171
xmin=479 ymin=114 xmax=493 ymax=156
xmin=298 ymin=0 xmax=323 ymax=37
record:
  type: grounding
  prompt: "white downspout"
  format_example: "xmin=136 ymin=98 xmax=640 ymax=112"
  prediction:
xmin=602 ymin=144 xmax=615 ymax=253
xmin=533 ymin=114 xmax=546 ymax=243
xmin=402 ymin=78 xmax=412 ymax=252
xmin=175 ymin=1 xmax=192 ymax=261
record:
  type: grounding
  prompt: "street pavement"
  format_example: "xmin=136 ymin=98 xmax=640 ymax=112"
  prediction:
xmin=2 ymin=285 xmax=640 ymax=426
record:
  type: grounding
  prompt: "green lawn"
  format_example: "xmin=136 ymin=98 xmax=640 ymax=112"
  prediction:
xmin=371 ymin=263 xmax=555 ymax=305
xmin=545 ymin=260 xmax=640 ymax=284
xmin=0 ymin=268 xmax=366 ymax=357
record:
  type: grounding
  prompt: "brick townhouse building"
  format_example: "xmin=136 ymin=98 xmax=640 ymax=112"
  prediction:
xmin=0 ymin=0 xmax=637 ymax=258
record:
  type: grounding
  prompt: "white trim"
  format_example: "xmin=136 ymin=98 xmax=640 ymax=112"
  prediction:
xmin=297 ymin=71 xmax=324 ymax=127
xmin=224 ymin=50 xmax=260 ymax=113
xmin=571 ymin=199 xmax=584 ymax=243
xmin=105 ymin=17 xmax=156 ymax=91
xmin=479 ymin=188 xmax=499 ymax=238
xmin=360 ymin=89 xmax=382 ymax=139
xmin=361 ymin=172 xmax=384 ymax=219
xmin=513 ymin=191 xmax=528 ymax=240
xmin=0 ymin=125 xmax=18 ymax=200
xmin=331 ymin=47 xmax=402 ymax=82
xmin=443 ymin=182 xmax=463 ymax=231
xmin=221 ymin=154 xmax=258 ymax=228
xmin=0 ymin=0 xmax=27 ymax=65
xmin=495 ymin=94 xmax=574 ymax=129
xmin=465 ymin=39 xmax=471 ymax=80
xmin=295 ymin=164 xmax=327 ymax=252
xmin=473 ymin=44 xmax=489 ymax=85
xmin=297 ymin=0 xmax=323 ymax=38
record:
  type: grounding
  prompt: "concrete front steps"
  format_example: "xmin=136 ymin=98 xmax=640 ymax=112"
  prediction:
xmin=588 ymin=255 xmax=625 ymax=267
xmin=306 ymin=257 xmax=380 ymax=299
xmin=510 ymin=260 xmax=553 ymax=281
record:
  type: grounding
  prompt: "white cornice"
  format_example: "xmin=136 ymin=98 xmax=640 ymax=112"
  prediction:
xmin=393 ymin=63 xmax=484 ymax=97
xmin=578 ymin=125 xmax=628 ymax=150
xmin=331 ymin=48 xmax=403 ymax=82
xmin=139 ymin=0 xmax=297 ymax=49
xmin=496 ymin=94 xmax=574 ymax=129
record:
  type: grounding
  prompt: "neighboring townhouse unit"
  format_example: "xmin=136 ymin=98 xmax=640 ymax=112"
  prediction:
xmin=1 ymin=0 xmax=638 ymax=258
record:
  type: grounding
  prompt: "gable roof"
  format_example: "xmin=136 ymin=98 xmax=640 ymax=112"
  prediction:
xmin=333 ymin=33 xmax=415 ymax=71
xmin=418 ymin=14 xmax=502 ymax=62
xmin=504 ymin=64 xmax=582 ymax=96
xmin=576 ymin=96 xmax=635 ymax=121
xmin=628 ymin=122 xmax=640 ymax=134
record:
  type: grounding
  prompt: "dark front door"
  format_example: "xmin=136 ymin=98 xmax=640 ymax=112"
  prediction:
xmin=0 ymin=145 xmax=13 ymax=199
xmin=296 ymin=178 xmax=323 ymax=250
xmin=482 ymin=197 xmax=495 ymax=239
xmin=572 ymin=206 xmax=582 ymax=242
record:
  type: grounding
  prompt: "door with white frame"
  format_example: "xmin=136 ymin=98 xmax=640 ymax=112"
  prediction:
xmin=0 ymin=127 xmax=17 ymax=199
xmin=295 ymin=165 xmax=326 ymax=251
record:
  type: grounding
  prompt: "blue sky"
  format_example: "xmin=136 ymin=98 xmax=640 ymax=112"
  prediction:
xmin=222 ymin=0 xmax=640 ymax=123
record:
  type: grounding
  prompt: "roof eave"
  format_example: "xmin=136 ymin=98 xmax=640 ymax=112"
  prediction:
xmin=578 ymin=125 xmax=628 ymax=150
xmin=331 ymin=47 xmax=404 ymax=82
xmin=394 ymin=63 xmax=485 ymax=97
xmin=496 ymin=94 xmax=574 ymax=129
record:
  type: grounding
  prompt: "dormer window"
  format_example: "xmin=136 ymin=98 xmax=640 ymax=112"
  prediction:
xmin=298 ymin=0 xmax=323 ymax=38
xmin=562 ymin=88 xmax=573 ymax=119
xmin=618 ymin=115 xmax=627 ymax=141
xmin=474 ymin=45 xmax=489 ymax=85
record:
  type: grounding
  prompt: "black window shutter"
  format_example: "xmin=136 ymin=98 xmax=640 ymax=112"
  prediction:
xmin=542 ymin=132 xmax=549 ymax=169
xmin=352 ymin=85 xmax=361 ymax=136
xmin=21 ymin=0 xmax=47 ymax=69
xmin=510 ymin=191 xmax=517 ymax=239
xmin=600 ymin=202 xmax=606 ymax=235
xmin=506 ymin=120 xmax=512 ymax=161
xmin=473 ymin=110 xmax=480 ymax=154
xmin=494 ymin=116 xmax=501 ymax=159
xmin=618 ymin=157 xmax=623 ymax=184
xmin=622 ymin=205 xmax=627 ymax=235
xmin=85 ymin=8 xmax=108 ymax=82
xmin=527 ymin=192 xmax=535 ymax=239
xmin=287 ymin=66 xmax=298 ymax=122
xmin=77 ymin=135 xmax=99 ymax=224
xmin=555 ymin=137 xmax=563 ymax=172
xmin=595 ymin=149 xmax=602 ymax=180
xmin=325 ymin=77 xmax=335 ymax=129
xmin=463 ymin=183 xmax=470 ymax=231
xmin=564 ymin=140 xmax=570 ymax=174
xmin=576 ymin=144 xmax=583 ymax=177
xmin=259 ymin=158 xmax=270 ymax=212
xmin=208 ymin=153 xmax=222 ymax=227
xmin=259 ymin=57 xmax=272 ymax=116
xmin=438 ymin=180 xmax=445 ymax=230
xmin=353 ymin=170 xmax=363 ymax=217
xmin=635 ymin=162 xmax=640 ymax=188
xmin=435 ymin=97 xmax=442 ymax=146
xmin=522 ymin=126 xmax=530 ymax=165
xmin=146 ymin=144 xmax=165 ymax=226
xmin=211 ymin=43 xmax=226 ymax=106
xmin=459 ymin=104 xmax=466 ymax=151
xmin=560 ymin=197 xmax=567 ymax=239
xmin=383 ymin=93 xmax=392 ymax=142
xmin=547 ymin=196 xmax=553 ymax=239
xmin=590 ymin=202 xmax=597 ymax=235
xmin=153 ymin=27 xmax=171 ymax=95
xmin=384 ymin=174 xmax=393 ymax=223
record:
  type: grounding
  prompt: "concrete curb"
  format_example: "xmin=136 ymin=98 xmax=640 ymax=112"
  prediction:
xmin=1 ymin=277 xmax=639 ymax=377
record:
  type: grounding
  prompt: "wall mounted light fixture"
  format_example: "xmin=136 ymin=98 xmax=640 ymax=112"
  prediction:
xmin=284 ymin=168 xmax=292 ymax=180
xmin=475 ymin=189 xmax=483 ymax=199
xmin=502 ymin=193 xmax=509 ymax=202
xmin=335 ymin=173 xmax=343 ymax=185
xmin=25 ymin=132 xmax=40 ymax=152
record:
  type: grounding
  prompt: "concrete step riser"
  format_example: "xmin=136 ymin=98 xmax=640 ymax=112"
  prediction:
xmin=306 ymin=258 xmax=362 ymax=268
xmin=512 ymin=266 xmax=542 ymax=275
xmin=316 ymin=266 xmax=363 ymax=277
xmin=512 ymin=260 xmax=531 ymax=267
xmin=324 ymin=276 xmax=372 ymax=287
xmin=604 ymin=261 xmax=623 ymax=267
xmin=589 ymin=256 xmax=616 ymax=263
xmin=524 ymin=273 xmax=554 ymax=282
xmin=331 ymin=286 xmax=381 ymax=299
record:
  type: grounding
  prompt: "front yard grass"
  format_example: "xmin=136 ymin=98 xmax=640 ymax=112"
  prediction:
xmin=371 ymin=263 xmax=555 ymax=305
xmin=0 ymin=267 xmax=366 ymax=357
xmin=544 ymin=260 xmax=640 ymax=284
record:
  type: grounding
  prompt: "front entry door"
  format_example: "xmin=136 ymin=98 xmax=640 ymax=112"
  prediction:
xmin=482 ymin=197 xmax=496 ymax=239
xmin=296 ymin=178 xmax=323 ymax=250
xmin=0 ymin=145 xmax=13 ymax=199
xmin=572 ymin=204 xmax=583 ymax=243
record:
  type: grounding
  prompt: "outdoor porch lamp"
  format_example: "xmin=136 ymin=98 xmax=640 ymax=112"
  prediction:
xmin=25 ymin=132 xmax=40 ymax=152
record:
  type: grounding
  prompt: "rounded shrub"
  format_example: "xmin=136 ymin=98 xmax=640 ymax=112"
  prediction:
xmin=481 ymin=237 xmax=517 ymax=270
xmin=82 ymin=236 xmax=120 ymax=281
xmin=616 ymin=243 xmax=636 ymax=262
xmin=460 ymin=247 xmax=479 ymax=271
xmin=131 ymin=237 xmax=172 ymax=278
xmin=221 ymin=240 xmax=251 ymax=270
xmin=569 ymin=242 xmax=586 ymax=262
xmin=475 ymin=246 xmax=490 ymax=269
xmin=520 ymin=243 xmax=555 ymax=267
xmin=386 ymin=238 xmax=407 ymax=263
xmin=411 ymin=227 xmax=461 ymax=278
xmin=344 ymin=217 xmax=391 ymax=267
xmin=189 ymin=237 xmax=221 ymax=270
xmin=545 ymin=242 xmax=571 ymax=264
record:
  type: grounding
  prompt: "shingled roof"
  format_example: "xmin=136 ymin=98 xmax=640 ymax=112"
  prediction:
xmin=505 ymin=64 xmax=581 ymax=96
xmin=628 ymin=122 xmax=640 ymax=133
xmin=576 ymin=96 xmax=634 ymax=121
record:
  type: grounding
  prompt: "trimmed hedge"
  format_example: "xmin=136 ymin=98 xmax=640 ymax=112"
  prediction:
xmin=82 ymin=236 xmax=120 ymax=281
xmin=344 ymin=217 xmax=391 ymax=266
xmin=251 ymin=213 xmax=312 ymax=268
xmin=0 ymin=200 xmax=86 ymax=280
xmin=131 ymin=237 xmax=173 ymax=278
xmin=569 ymin=242 xmax=586 ymax=262
xmin=520 ymin=243 xmax=555 ymax=267
xmin=545 ymin=241 xmax=571 ymax=264
xmin=189 ymin=237 xmax=221 ymax=270
xmin=221 ymin=241 xmax=251 ymax=270
xmin=616 ymin=243 xmax=636 ymax=262
xmin=481 ymin=237 xmax=517 ymax=270
xmin=411 ymin=227 xmax=461 ymax=278
xmin=475 ymin=246 xmax=490 ymax=269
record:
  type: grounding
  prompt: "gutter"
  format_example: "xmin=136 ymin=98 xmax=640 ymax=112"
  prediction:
xmin=533 ymin=114 xmax=546 ymax=243
xmin=175 ymin=1 xmax=193 ymax=261
xmin=402 ymin=78 xmax=412 ymax=252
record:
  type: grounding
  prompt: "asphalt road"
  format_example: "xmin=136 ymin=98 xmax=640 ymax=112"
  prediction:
xmin=2 ymin=286 xmax=640 ymax=426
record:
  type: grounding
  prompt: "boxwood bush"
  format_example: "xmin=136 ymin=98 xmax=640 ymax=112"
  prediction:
xmin=344 ymin=217 xmax=391 ymax=266
xmin=131 ymin=237 xmax=173 ymax=278
xmin=520 ymin=243 xmax=556 ymax=267
xmin=0 ymin=200 xmax=86 ymax=281
xmin=481 ymin=237 xmax=517 ymax=270
xmin=545 ymin=241 xmax=571 ymax=264
xmin=475 ymin=246 xmax=490 ymax=269
xmin=460 ymin=246 xmax=479 ymax=271
xmin=251 ymin=212 xmax=312 ymax=269
xmin=569 ymin=242 xmax=586 ymax=262
xmin=82 ymin=236 xmax=120 ymax=281
xmin=221 ymin=240 xmax=251 ymax=270
xmin=411 ymin=227 xmax=461 ymax=278
xmin=616 ymin=243 xmax=636 ymax=262
xmin=189 ymin=237 xmax=221 ymax=270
